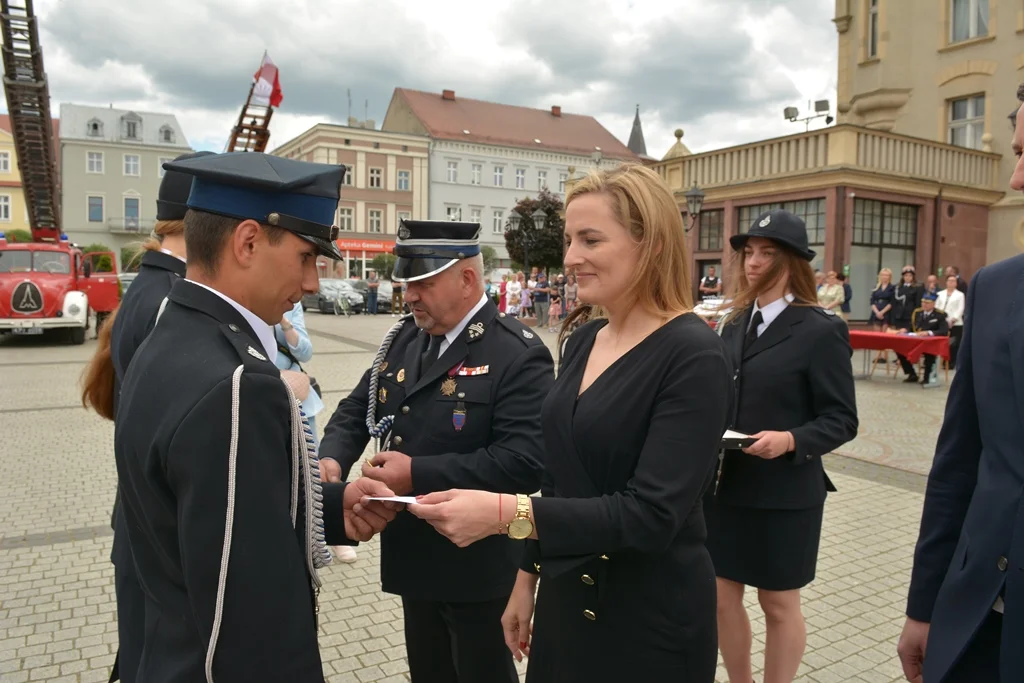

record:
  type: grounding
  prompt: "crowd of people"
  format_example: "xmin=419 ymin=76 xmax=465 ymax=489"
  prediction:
xmin=73 ymin=83 xmax=1023 ymax=683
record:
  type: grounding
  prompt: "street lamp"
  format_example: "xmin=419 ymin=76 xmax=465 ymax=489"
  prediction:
xmin=683 ymin=182 xmax=705 ymax=233
xmin=505 ymin=208 xmax=545 ymax=274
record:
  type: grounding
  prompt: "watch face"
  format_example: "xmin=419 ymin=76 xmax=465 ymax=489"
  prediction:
xmin=508 ymin=518 xmax=533 ymax=540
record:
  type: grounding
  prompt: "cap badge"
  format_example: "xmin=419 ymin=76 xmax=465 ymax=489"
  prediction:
xmin=247 ymin=346 xmax=267 ymax=361
xmin=759 ymin=215 xmax=771 ymax=228
xmin=267 ymin=212 xmax=280 ymax=226
xmin=468 ymin=322 xmax=485 ymax=339
xmin=398 ymin=224 xmax=411 ymax=240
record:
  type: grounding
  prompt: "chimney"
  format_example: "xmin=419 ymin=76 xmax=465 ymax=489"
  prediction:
xmin=551 ymin=105 xmax=561 ymax=117
xmin=442 ymin=89 xmax=456 ymax=101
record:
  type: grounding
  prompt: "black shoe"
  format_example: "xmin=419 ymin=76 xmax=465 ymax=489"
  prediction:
xmin=904 ymin=375 xmax=919 ymax=383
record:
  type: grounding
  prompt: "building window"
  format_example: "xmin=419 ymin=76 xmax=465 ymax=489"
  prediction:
xmin=470 ymin=207 xmax=482 ymax=224
xmin=949 ymin=95 xmax=985 ymax=150
xmin=493 ymin=166 xmax=504 ymax=187
xmin=124 ymin=196 xmax=140 ymax=230
xmin=0 ymin=152 xmax=9 ymax=173
xmin=537 ymin=170 xmax=547 ymax=190
xmin=87 ymin=151 xmax=104 ymax=174
xmin=471 ymin=163 xmax=482 ymax=185
xmin=446 ymin=205 xmax=462 ymax=221
xmin=697 ymin=210 xmax=724 ymax=251
xmin=515 ymin=168 xmax=526 ymax=189
xmin=159 ymin=125 xmax=175 ymax=144
xmin=124 ymin=154 xmax=140 ymax=176
xmin=737 ymin=199 xmax=826 ymax=270
xmin=397 ymin=211 xmax=411 ymax=225
xmin=397 ymin=169 xmax=410 ymax=191
xmin=88 ymin=196 xmax=104 ymax=222
xmin=867 ymin=0 xmax=879 ymax=58
xmin=558 ymin=173 xmax=568 ymax=193
xmin=369 ymin=167 xmax=382 ymax=188
xmin=950 ymin=0 xmax=988 ymax=42
xmin=338 ymin=207 xmax=354 ymax=231
xmin=0 ymin=195 xmax=9 ymax=222
xmin=368 ymin=209 xmax=383 ymax=233
xmin=87 ymin=119 xmax=103 ymax=137
xmin=492 ymin=209 xmax=505 ymax=234
xmin=850 ymin=198 xmax=919 ymax=319
xmin=341 ymin=165 xmax=354 ymax=186
xmin=447 ymin=161 xmax=458 ymax=183
xmin=158 ymin=157 xmax=172 ymax=178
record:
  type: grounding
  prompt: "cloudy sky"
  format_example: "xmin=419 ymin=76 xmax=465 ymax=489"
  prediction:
xmin=29 ymin=0 xmax=837 ymax=158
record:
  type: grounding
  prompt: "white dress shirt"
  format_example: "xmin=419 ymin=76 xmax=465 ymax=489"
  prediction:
xmin=749 ymin=293 xmax=796 ymax=337
xmin=435 ymin=292 xmax=490 ymax=360
xmin=186 ymin=280 xmax=278 ymax=365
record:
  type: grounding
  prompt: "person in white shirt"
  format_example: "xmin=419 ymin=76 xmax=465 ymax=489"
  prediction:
xmin=935 ymin=274 xmax=966 ymax=369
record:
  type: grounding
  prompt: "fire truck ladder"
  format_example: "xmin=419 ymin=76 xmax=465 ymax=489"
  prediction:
xmin=226 ymin=80 xmax=273 ymax=153
xmin=0 ymin=0 xmax=59 ymax=242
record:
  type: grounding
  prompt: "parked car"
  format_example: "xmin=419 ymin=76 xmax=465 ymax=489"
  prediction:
xmin=302 ymin=278 xmax=364 ymax=314
xmin=118 ymin=272 xmax=138 ymax=295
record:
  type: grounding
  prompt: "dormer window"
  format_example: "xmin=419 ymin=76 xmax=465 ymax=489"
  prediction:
xmin=120 ymin=112 xmax=142 ymax=140
xmin=86 ymin=119 xmax=103 ymax=137
xmin=159 ymin=125 xmax=175 ymax=144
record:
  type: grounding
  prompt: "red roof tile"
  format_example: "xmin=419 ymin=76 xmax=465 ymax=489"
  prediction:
xmin=391 ymin=88 xmax=639 ymax=161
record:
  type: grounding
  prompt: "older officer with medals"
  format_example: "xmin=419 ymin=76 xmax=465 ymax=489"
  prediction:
xmin=114 ymin=152 xmax=401 ymax=683
xmin=319 ymin=219 xmax=554 ymax=683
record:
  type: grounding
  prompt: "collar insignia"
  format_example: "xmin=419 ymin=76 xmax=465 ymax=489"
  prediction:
xmin=247 ymin=346 xmax=267 ymax=361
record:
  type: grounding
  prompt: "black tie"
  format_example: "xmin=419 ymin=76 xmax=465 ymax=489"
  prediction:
xmin=420 ymin=334 xmax=443 ymax=374
xmin=744 ymin=311 xmax=763 ymax=353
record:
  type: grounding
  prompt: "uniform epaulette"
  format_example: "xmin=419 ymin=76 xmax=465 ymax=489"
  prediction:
xmin=218 ymin=322 xmax=279 ymax=374
xmin=496 ymin=311 xmax=546 ymax=346
xmin=812 ymin=307 xmax=840 ymax=320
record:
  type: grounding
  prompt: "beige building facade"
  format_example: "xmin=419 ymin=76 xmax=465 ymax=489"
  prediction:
xmin=834 ymin=0 xmax=1024 ymax=262
xmin=272 ymin=121 xmax=429 ymax=278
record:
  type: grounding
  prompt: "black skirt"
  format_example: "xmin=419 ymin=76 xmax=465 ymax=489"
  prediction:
xmin=702 ymin=497 xmax=824 ymax=591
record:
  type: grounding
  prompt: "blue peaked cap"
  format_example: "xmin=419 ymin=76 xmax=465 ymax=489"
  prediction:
xmin=161 ymin=152 xmax=346 ymax=260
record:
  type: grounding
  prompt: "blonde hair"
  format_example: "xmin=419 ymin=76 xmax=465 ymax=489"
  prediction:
xmin=875 ymin=268 xmax=893 ymax=291
xmin=558 ymin=164 xmax=693 ymax=343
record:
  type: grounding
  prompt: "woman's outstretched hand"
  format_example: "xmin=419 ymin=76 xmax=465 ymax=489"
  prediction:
xmin=408 ymin=489 xmax=505 ymax=548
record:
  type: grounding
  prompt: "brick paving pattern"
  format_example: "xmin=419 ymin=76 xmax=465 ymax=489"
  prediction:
xmin=0 ymin=313 xmax=946 ymax=682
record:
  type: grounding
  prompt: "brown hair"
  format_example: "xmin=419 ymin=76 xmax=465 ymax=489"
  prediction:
xmin=80 ymin=219 xmax=184 ymax=421
xmin=557 ymin=164 xmax=693 ymax=349
xmin=721 ymin=240 xmax=819 ymax=326
xmin=184 ymin=209 xmax=286 ymax=276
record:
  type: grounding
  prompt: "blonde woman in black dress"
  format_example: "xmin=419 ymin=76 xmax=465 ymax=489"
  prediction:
xmin=407 ymin=164 xmax=733 ymax=682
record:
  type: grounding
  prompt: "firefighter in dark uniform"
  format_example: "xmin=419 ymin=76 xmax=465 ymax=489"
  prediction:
xmin=113 ymin=152 xmax=400 ymax=683
xmin=896 ymin=291 xmax=949 ymax=384
xmin=80 ymin=149 xmax=214 ymax=683
xmin=319 ymin=219 xmax=555 ymax=683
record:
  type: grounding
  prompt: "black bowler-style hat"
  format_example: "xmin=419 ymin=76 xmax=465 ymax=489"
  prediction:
xmin=729 ymin=209 xmax=816 ymax=261
xmin=155 ymin=150 xmax=217 ymax=221
xmin=392 ymin=219 xmax=482 ymax=282
xmin=162 ymin=152 xmax=346 ymax=260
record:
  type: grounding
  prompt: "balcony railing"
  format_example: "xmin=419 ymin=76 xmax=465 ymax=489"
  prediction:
xmin=107 ymin=217 xmax=155 ymax=234
xmin=653 ymin=124 xmax=1002 ymax=194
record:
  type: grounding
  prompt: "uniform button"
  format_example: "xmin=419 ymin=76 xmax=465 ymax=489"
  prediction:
xmin=581 ymin=574 xmax=595 ymax=586
xmin=394 ymin=436 xmax=404 ymax=446
xmin=457 ymin=392 xmax=465 ymax=399
xmin=805 ymin=454 xmax=812 ymax=460
xmin=583 ymin=609 xmax=596 ymax=621
xmin=401 ymin=406 xmax=410 ymax=414
xmin=533 ymin=562 xmax=541 ymax=573
xmin=228 ymin=324 xmax=240 ymax=332
xmin=997 ymin=556 xmax=1009 ymax=571
xmin=599 ymin=554 xmax=609 ymax=560
xmin=499 ymin=312 xmax=506 ymax=317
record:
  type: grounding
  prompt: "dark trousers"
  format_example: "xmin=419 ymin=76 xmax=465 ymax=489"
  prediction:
xmin=110 ymin=506 xmax=145 ymax=682
xmin=367 ymin=290 xmax=378 ymax=314
xmin=898 ymin=353 xmax=936 ymax=380
xmin=949 ymin=326 xmax=963 ymax=368
xmin=944 ymin=610 xmax=1002 ymax=682
xmin=402 ymin=596 xmax=517 ymax=683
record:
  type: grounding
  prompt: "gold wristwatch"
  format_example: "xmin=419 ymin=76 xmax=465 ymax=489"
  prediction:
xmin=507 ymin=494 xmax=534 ymax=540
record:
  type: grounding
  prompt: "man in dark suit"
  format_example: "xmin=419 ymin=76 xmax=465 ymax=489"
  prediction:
xmin=319 ymin=219 xmax=554 ymax=683
xmin=894 ymin=293 xmax=949 ymax=386
xmin=898 ymin=84 xmax=1024 ymax=683
xmin=114 ymin=152 xmax=400 ymax=683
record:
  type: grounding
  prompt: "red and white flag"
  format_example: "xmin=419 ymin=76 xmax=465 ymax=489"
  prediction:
xmin=251 ymin=51 xmax=283 ymax=108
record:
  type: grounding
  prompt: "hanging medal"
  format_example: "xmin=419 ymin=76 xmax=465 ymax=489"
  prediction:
xmin=441 ymin=361 xmax=465 ymax=396
xmin=453 ymin=401 xmax=467 ymax=432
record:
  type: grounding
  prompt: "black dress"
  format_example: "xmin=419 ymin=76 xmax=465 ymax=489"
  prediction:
xmin=704 ymin=303 xmax=858 ymax=591
xmin=520 ymin=314 xmax=733 ymax=682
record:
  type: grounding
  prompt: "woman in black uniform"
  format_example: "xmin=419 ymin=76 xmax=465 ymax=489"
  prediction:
xmin=407 ymin=164 xmax=733 ymax=682
xmin=80 ymin=150 xmax=212 ymax=683
xmin=705 ymin=209 xmax=858 ymax=683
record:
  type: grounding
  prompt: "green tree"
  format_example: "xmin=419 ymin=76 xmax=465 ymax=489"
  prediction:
xmin=121 ymin=246 xmax=144 ymax=272
xmin=6 ymin=228 xmax=31 ymax=243
xmin=504 ymin=188 xmax=565 ymax=274
xmin=369 ymin=253 xmax=396 ymax=278
xmin=480 ymin=245 xmax=498 ymax=274
xmin=82 ymin=242 xmax=114 ymax=255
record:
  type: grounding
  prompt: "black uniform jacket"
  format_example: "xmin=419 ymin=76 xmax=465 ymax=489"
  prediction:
xmin=114 ymin=280 xmax=351 ymax=683
xmin=716 ymin=303 xmax=859 ymax=509
xmin=109 ymin=250 xmax=185 ymax=563
xmin=892 ymin=283 xmax=923 ymax=323
xmin=913 ymin=308 xmax=949 ymax=337
xmin=320 ymin=301 xmax=554 ymax=602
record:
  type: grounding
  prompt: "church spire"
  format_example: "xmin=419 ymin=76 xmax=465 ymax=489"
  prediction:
xmin=627 ymin=104 xmax=647 ymax=157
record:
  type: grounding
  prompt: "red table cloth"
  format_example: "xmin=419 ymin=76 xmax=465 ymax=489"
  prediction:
xmin=848 ymin=330 xmax=950 ymax=363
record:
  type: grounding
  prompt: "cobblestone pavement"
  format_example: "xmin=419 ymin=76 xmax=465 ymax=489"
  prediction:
xmin=0 ymin=312 xmax=947 ymax=682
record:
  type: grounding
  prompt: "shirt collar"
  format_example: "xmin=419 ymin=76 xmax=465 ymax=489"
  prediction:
xmin=445 ymin=292 xmax=490 ymax=347
xmin=160 ymin=247 xmax=186 ymax=263
xmin=185 ymin=279 xmax=278 ymax=364
xmin=751 ymin=292 xmax=795 ymax=329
